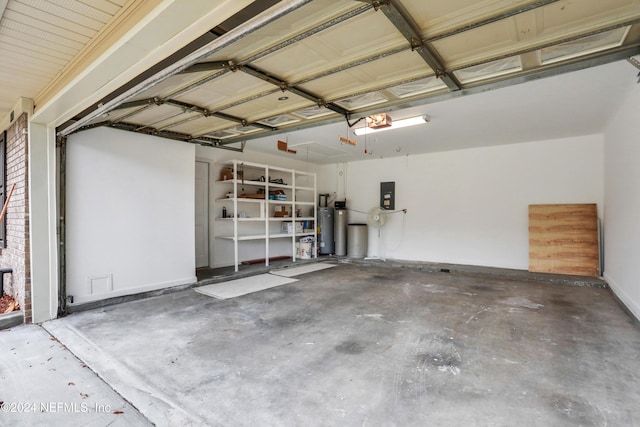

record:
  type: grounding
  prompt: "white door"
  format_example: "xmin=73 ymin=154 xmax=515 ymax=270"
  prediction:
xmin=195 ymin=161 xmax=209 ymax=268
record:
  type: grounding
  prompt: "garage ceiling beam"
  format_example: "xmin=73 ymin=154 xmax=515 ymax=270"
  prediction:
xmin=90 ymin=121 xmax=244 ymax=152
xmin=179 ymin=61 xmax=234 ymax=74
xmin=374 ymin=0 xmax=460 ymax=91
xmin=162 ymin=99 xmax=276 ymax=131
xmin=102 ymin=97 xmax=277 ymax=134
xmin=239 ymin=65 xmax=351 ymax=117
xmin=114 ymin=97 xmax=162 ymax=111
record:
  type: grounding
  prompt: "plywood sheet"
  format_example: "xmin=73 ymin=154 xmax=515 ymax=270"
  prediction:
xmin=529 ymin=204 xmax=599 ymax=277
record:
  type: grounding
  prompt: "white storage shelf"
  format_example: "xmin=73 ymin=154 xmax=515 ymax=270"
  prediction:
xmin=214 ymin=160 xmax=317 ymax=271
xmin=218 ymin=234 xmax=266 ymax=241
xmin=217 ymin=179 xmax=266 ymax=186
xmin=217 ymin=232 xmax=316 ymax=241
xmin=269 ymin=217 xmax=315 ymax=221
xmin=216 ymin=218 xmax=264 ymax=222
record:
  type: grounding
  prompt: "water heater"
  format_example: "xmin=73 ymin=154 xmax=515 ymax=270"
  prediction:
xmin=318 ymin=207 xmax=334 ymax=255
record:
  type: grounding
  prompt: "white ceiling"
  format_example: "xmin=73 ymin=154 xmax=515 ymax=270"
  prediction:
xmin=241 ymin=60 xmax=638 ymax=163
xmin=0 ymin=0 xmax=129 ymax=115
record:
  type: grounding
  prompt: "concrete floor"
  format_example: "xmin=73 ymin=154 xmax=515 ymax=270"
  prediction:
xmin=9 ymin=262 xmax=640 ymax=425
xmin=0 ymin=324 xmax=150 ymax=426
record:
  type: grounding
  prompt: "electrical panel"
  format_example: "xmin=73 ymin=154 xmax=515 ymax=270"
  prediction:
xmin=380 ymin=181 xmax=395 ymax=210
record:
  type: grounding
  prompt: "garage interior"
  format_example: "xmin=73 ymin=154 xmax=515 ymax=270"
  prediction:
xmin=1 ymin=0 xmax=640 ymax=424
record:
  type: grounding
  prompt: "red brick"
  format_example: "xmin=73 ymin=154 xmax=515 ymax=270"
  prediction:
xmin=0 ymin=113 xmax=31 ymax=325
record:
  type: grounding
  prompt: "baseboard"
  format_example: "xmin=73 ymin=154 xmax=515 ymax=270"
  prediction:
xmin=604 ymin=273 xmax=640 ymax=326
xmin=68 ymin=276 xmax=198 ymax=305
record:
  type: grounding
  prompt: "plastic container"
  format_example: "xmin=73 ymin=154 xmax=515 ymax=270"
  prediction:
xmin=299 ymin=242 xmax=312 ymax=259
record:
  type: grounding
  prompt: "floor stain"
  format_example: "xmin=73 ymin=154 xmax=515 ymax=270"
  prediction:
xmin=500 ymin=296 xmax=544 ymax=310
xmin=548 ymin=393 xmax=606 ymax=425
xmin=335 ymin=340 xmax=365 ymax=355
xmin=415 ymin=334 xmax=463 ymax=374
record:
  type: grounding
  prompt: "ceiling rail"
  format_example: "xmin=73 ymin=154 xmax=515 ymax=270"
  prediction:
xmin=239 ymin=65 xmax=350 ymax=117
xmin=373 ymin=0 xmax=460 ymax=90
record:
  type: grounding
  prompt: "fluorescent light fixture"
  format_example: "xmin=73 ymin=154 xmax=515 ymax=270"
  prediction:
xmin=354 ymin=115 xmax=430 ymax=136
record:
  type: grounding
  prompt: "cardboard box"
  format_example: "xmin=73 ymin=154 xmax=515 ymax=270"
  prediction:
xmin=220 ymin=167 xmax=233 ymax=181
xmin=282 ymin=222 xmax=303 ymax=234
xmin=274 ymin=205 xmax=289 ymax=217
xmin=220 ymin=167 xmax=243 ymax=181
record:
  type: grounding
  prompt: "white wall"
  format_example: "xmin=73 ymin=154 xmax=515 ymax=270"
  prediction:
xmin=318 ymin=135 xmax=604 ymax=270
xmin=195 ymin=146 xmax=319 ymax=268
xmin=603 ymin=81 xmax=640 ymax=320
xmin=66 ymin=128 xmax=196 ymax=304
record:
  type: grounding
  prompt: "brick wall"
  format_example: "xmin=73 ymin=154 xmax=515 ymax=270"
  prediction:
xmin=1 ymin=112 xmax=31 ymax=323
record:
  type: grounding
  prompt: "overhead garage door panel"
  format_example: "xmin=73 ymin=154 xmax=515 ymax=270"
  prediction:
xmin=299 ymin=50 xmax=435 ymax=101
xmin=251 ymin=9 xmax=405 ymax=82
xmin=199 ymin=0 xmax=367 ymax=64
xmin=130 ymin=70 xmax=223 ymax=101
xmin=118 ymin=103 xmax=188 ymax=128
xmin=401 ymin=0 xmax=536 ymax=38
xmin=432 ymin=19 xmax=520 ymax=66
xmin=433 ymin=0 xmax=640 ymax=68
xmin=539 ymin=0 xmax=640 ymax=35
xmin=221 ymin=91 xmax=313 ymax=125
xmin=167 ymin=115 xmax=235 ymax=136
xmin=172 ymin=72 xmax=276 ymax=112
